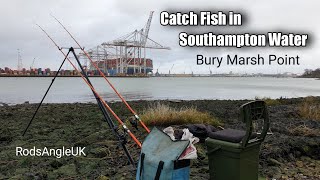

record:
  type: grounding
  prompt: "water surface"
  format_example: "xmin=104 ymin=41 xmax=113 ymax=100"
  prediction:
xmin=0 ymin=77 xmax=319 ymax=105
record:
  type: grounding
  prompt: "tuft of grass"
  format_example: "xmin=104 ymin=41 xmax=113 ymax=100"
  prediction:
xmin=288 ymin=124 xmax=320 ymax=137
xmin=298 ymin=96 xmax=320 ymax=121
xmin=255 ymin=96 xmax=281 ymax=106
xmin=140 ymin=103 xmax=220 ymax=126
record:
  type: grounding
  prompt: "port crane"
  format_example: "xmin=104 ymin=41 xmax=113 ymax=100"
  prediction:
xmin=80 ymin=11 xmax=170 ymax=75
xmin=141 ymin=11 xmax=154 ymax=46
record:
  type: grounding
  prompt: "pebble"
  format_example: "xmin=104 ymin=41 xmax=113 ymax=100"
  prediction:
xmin=296 ymin=161 xmax=304 ymax=168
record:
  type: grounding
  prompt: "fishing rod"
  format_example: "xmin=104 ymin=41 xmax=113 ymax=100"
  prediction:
xmin=36 ymin=24 xmax=142 ymax=149
xmin=51 ymin=15 xmax=150 ymax=133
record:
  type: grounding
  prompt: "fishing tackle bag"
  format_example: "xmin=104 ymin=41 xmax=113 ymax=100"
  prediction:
xmin=136 ymin=127 xmax=191 ymax=180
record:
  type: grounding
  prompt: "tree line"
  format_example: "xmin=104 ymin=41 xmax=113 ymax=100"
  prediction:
xmin=300 ymin=68 xmax=320 ymax=78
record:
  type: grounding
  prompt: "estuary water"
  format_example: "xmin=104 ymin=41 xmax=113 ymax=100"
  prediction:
xmin=0 ymin=77 xmax=319 ymax=105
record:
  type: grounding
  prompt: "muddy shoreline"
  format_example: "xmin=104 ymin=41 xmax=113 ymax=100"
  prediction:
xmin=0 ymin=98 xmax=319 ymax=179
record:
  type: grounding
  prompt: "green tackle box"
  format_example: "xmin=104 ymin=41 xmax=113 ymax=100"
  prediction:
xmin=205 ymin=100 xmax=270 ymax=180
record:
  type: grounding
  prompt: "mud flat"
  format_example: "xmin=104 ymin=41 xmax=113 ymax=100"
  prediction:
xmin=0 ymin=98 xmax=319 ymax=179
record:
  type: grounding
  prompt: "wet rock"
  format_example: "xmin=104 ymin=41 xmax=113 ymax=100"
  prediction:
xmin=51 ymin=164 xmax=77 ymax=177
xmin=296 ymin=160 xmax=304 ymax=168
xmin=90 ymin=148 xmax=109 ymax=158
xmin=4 ymin=112 xmax=13 ymax=116
xmin=0 ymin=135 xmax=12 ymax=142
xmin=266 ymin=166 xmax=282 ymax=179
xmin=269 ymin=158 xmax=283 ymax=166
xmin=96 ymin=175 xmax=110 ymax=180
xmin=14 ymin=168 xmax=28 ymax=174
xmin=50 ymin=159 xmax=63 ymax=169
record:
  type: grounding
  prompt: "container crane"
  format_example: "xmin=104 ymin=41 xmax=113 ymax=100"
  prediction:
xmin=97 ymin=11 xmax=169 ymax=75
xmin=141 ymin=11 xmax=154 ymax=45
xmin=141 ymin=11 xmax=154 ymax=73
xmin=82 ymin=11 xmax=169 ymax=75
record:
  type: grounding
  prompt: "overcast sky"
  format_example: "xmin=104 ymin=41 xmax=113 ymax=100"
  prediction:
xmin=0 ymin=0 xmax=319 ymax=74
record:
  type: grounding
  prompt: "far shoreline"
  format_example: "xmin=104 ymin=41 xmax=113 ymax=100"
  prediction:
xmin=1 ymin=96 xmax=317 ymax=106
xmin=0 ymin=75 xmax=310 ymax=78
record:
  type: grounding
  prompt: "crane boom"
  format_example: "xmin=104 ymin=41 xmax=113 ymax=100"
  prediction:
xmin=170 ymin=64 xmax=174 ymax=72
xmin=142 ymin=11 xmax=154 ymax=45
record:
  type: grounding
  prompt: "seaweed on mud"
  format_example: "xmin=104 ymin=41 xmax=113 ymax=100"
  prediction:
xmin=0 ymin=98 xmax=319 ymax=179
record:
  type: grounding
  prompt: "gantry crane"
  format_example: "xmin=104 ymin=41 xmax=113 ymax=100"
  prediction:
xmin=141 ymin=11 xmax=154 ymax=46
xmin=80 ymin=11 xmax=170 ymax=75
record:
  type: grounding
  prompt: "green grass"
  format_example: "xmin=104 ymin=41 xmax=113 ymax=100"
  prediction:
xmin=140 ymin=102 xmax=220 ymax=126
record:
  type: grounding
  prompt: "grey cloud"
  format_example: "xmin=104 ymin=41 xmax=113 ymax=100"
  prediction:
xmin=0 ymin=0 xmax=319 ymax=74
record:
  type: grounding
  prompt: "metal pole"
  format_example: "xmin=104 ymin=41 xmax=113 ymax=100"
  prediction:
xmin=22 ymin=50 xmax=71 ymax=136
xmin=144 ymin=46 xmax=146 ymax=74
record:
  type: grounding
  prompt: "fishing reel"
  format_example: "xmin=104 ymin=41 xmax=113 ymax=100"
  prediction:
xmin=113 ymin=125 xmax=128 ymax=145
xmin=127 ymin=116 xmax=139 ymax=131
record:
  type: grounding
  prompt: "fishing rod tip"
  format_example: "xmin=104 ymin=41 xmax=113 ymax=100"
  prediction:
xmin=50 ymin=13 xmax=58 ymax=20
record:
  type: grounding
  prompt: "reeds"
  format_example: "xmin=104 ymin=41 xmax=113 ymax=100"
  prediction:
xmin=298 ymin=96 xmax=320 ymax=121
xmin=288 ymin=124 xmax=320 ymax=137
xmin=140 ymin=102 xmax=220 ymax=126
